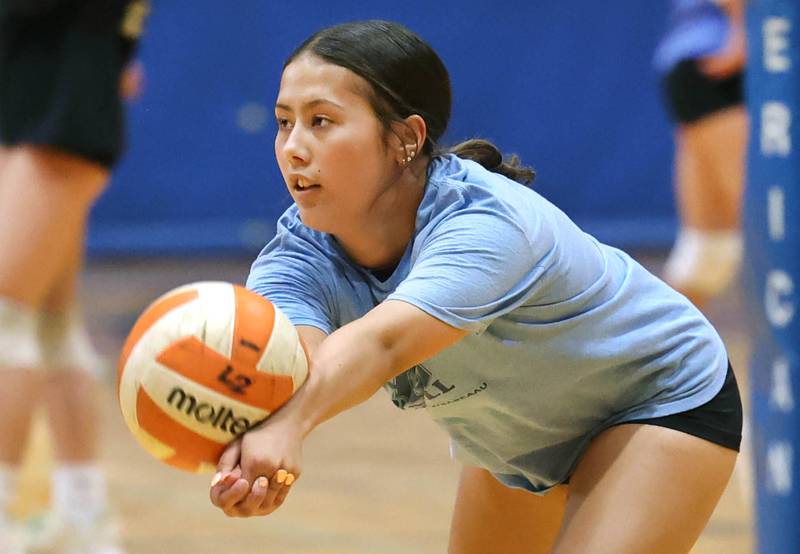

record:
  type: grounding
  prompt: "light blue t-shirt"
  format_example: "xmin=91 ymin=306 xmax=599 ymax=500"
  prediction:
xmin=247 ymin=154 xmax=728 ymax=493
xmin=653 ymin=0 xmax=729 ymax=74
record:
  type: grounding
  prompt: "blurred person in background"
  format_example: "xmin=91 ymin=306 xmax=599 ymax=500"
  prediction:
xmin=655 ymin=0 xmax=747 ymax=309
xmin=0 ymin=1 xmax=148 ymax=552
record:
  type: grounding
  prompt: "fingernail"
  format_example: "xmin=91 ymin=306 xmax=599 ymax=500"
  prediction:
xmin=276 ymin=469 xmax=287 ymax=484
xmin=284 ymin=473 xmax=295 ymax=486
xmin=257 ymin=477 xmax=268 ymax=489
xmin=211 ymin=472 xmax=222 ymax=487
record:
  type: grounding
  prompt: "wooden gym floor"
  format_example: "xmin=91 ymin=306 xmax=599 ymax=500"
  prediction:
xmin=12 ymin=253 xmax=753 ymax=553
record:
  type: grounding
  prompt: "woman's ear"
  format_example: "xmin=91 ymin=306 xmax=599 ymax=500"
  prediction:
xmin=392 ymin=115 xmax=427 ymax=165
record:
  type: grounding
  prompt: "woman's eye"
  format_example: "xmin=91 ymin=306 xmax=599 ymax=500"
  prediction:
xmin=276 ymin=117 xmax=292 ymax=129
xmin=311 ymin=116 xmax=330 ymax=127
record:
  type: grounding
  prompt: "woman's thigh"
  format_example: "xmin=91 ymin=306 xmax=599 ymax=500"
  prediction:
xmin=449 ymin=465 xmax=567 ymax=554
xmin=553 ymin=424 xmax=737 ymax=554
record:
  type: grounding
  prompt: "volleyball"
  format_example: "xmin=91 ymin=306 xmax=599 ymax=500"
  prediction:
xmin=116 ymin=281 xmax=308 ymax=473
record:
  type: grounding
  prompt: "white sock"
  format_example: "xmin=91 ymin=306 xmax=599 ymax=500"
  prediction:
xmin=52 ymin=464 xmax=108 ymax=527
xmin=0 ymin=465 xmax=19 ymax=525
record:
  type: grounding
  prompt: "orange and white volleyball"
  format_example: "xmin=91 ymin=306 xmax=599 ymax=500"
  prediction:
xmin=117 ymin=282 xmax=308 ymax=473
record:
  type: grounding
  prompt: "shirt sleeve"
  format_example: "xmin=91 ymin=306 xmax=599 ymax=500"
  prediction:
xmin=246 ymin=219 xmax=337 ymax=336
xmin=388 ymin=207 xmax=553 ymax=334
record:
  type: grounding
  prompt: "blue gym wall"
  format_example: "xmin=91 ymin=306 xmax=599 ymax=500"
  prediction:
xmin=90 ymin=1 xmax=675 ymax=255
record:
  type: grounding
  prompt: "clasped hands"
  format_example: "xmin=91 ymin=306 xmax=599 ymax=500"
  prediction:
xmin=209 ymin=418 xmax=302 ymax=518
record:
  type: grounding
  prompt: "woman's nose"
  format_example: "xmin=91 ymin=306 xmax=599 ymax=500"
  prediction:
xmin=282 ymin=127 xmax=310 ymax=167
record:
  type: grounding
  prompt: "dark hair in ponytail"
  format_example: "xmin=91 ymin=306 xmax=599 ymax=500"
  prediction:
xmin=285 ymin=20 xmax=535 ymax=185
xmin=447 ymin=139 xmax=535 ymax=185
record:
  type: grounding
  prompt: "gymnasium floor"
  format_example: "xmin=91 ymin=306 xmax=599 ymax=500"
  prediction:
xmin=13 ymin=253 xmax=753 ymax=553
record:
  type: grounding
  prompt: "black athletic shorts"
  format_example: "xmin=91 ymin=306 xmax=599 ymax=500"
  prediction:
xmin=0 ymin=1 xmax=139 ymax=167
xmin=662 ymin=59 xmax=744 ymax=124
xmin=623 ymin=362 xmax=743 ymax=452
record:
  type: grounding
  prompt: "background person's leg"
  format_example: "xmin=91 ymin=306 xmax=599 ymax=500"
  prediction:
xmin=40 ymin=228 xmax=99 ymax=463
xmin=0 ymin=146 xmax=45 ymax=470
xmin=676 ymin=107 xmax=747 ymax=232
xmin=0 ymin=147 xmax=106 ymax=306
xmin=0 ymin=146 xmax=106 ymax=467
xmin=40 ymin=236 xmax=113 ymax=534
xmin=665 ymin=107 xmax=748 ymax=307
xmin=0 ymin=145 xmax=110 ymax=552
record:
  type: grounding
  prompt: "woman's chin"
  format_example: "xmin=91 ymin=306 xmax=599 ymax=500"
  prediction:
xmin=297 ymin=210 xmax=335 ymax=234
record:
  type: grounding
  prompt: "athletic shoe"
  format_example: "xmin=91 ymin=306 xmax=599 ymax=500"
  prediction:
xmin=0 ymin=518 xmax=27 ymax=554
xmin=24 ymin=510 xmax=123 ymax=554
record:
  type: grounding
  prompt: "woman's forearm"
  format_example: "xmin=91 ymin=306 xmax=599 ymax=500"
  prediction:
xmin=270 ymin=300 xmax=468 ymax=437
xmin=270 ymin=318 xmax=400 ymax=437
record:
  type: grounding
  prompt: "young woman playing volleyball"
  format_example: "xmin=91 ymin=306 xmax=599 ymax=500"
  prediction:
xmin=209 ymin=20 xmax=742 ymax=553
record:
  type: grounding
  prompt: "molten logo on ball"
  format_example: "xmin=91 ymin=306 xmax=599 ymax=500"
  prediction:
xmin=166 ymin=387 xmax=253 ymax=435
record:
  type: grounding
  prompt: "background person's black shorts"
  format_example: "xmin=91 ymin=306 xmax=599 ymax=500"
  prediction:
xmin=624 ymin=362 xmax=743 ymax=452
xmin=662 ymin=58 xmax=744 ymax=124
xmin=0 ymin=1 xmax=136 ymax=167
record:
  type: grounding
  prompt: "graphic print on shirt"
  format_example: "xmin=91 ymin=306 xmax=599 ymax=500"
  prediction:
xmin=384 ymin=363 xmax=464 ymax=409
